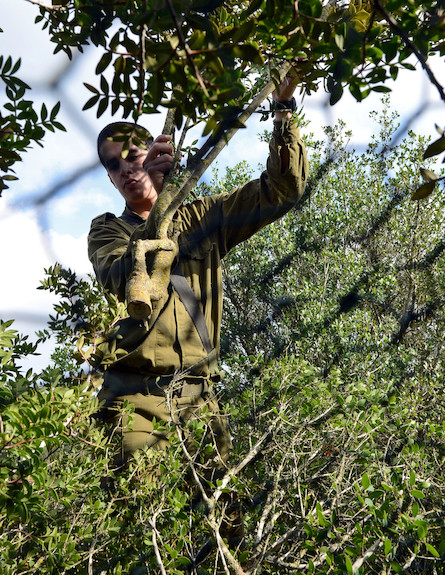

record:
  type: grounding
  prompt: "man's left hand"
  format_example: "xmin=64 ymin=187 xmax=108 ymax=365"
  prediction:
xmin=143 ymin=135 xmax=174 ymax=194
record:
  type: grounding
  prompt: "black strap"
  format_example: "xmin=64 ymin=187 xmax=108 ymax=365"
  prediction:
xmin=170 ymin=265 xmax=214 ymax=355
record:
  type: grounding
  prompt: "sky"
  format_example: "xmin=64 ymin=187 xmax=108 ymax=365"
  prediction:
xmin=1 ymin=0 xmax=444 ymax=369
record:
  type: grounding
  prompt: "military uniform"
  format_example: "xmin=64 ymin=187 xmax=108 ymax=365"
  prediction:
xmin=88 ymin=120 xmax=308 ymax=466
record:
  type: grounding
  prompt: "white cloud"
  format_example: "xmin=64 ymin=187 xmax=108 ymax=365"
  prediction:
xmin=0 ymin=203 xmax=93 ymax=369
xmin=0 ymin=205 xmax=57 ymax=314
xmin=48 ymin=229 xmax=93 ymax=276
xmin=51 ymin=186 xmax=113 ymax=219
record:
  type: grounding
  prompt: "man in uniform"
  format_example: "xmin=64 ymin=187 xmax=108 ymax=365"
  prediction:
xmin=87 ymin=75 xmax=308 ymax=543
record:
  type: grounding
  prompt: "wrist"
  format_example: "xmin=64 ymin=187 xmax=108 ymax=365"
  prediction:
xmin=271 ymin=97 xmax=296 ymax=122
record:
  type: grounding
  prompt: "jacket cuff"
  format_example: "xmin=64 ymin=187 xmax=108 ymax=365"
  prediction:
xmin=273 ymin=117 xmax=300 ymax=143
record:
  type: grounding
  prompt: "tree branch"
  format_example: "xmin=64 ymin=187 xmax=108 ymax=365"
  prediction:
xmin=165 ymin=0 xmax=210 ymax=99
xmin=24 ymin=0 xmax=65 ymax=9
xmin=373 ymin=0 xmax=445 ymax=101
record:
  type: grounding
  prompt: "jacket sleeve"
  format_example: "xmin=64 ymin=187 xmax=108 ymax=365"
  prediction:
xmin=209 ymin=118 xmax=308 ymax=256
xmin=88 ymin=118 xmax=308 ymax=297
xmin=87 ymin=213 xmax=139 ymax=300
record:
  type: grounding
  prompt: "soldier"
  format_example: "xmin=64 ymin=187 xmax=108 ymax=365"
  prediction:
xmin=88 ymin=75 xmax=308 ymax=545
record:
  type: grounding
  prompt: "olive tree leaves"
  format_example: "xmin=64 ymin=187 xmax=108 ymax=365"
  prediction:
xmin=35 ymin=0 xmax=445 ymax=142
xmin=411 ymin=125 xmax=445 ymax=200
xmin=0 ymin=52 xmax=65 ymax=196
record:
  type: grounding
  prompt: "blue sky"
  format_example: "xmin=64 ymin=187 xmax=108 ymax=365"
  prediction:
xmin=1 ymin=1 xmax=444 ymax=368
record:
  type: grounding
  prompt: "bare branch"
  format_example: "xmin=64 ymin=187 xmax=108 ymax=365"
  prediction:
xmin=165 ymin=0 xmax=210 ymax=99
xmin=24 ymin=0 xmax=65 ymax=9
xmin=373 ymin=0 xmax=445 ymax=102
xmin=214 ymin=420 xmax=280 ymax=503
xmin=351 ymin=539 xmax=382 ymax=573
xmin=149 ymin=513 xmax=168 ymax=575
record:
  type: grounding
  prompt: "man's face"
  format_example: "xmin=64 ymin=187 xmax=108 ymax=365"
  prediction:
xmin=99 ymin=137 xmax=158 ymax=212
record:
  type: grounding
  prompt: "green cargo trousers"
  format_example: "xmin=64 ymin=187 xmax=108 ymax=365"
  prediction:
xmin=97 ymin=371 xmax=244 ymax=545
xmin=97 ymin=372 xmax=230 ymax=469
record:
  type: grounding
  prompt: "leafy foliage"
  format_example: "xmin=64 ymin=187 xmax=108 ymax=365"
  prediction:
xmin=3 ymin=0 xmax=445 ymax=203
xmin=0 ymin=50 xmax=65 ymax=194
xmin=219 ymin=101 xmax=445 ymax=572
xmin=37 ymin=0 xmax=445 ymax=133
xmin=1 ymin=104 xmax=444 ymax=573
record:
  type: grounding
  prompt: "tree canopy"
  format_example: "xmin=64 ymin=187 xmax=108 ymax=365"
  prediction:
xmin=2 ymin=0 xmax=445 ymax=194
xmin=1 ymin=2 xmax=445 ymax=572
xmin=1 ymin=103 xmax=444 ymax=574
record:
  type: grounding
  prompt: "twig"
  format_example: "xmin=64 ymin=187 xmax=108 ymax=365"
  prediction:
xmin=165 ymin=0 xmax=210 ymax=98
xmin=137 ymin=1 xmax=148 ymax=117
xmin=373 ymin=0 xmax=445 ymax=102
xmin=214 ymin=420 xmax=280 ymax=502
xmin=24 ymin=0 xmax=65 ymax=9
xmin=351 ymin=539 xmax=381 ymax=573
xmin=149 ymin=512 xmax=168 ymax=575
xmin=174 ymin=422 xmax=246 ymax=574
xmin=255 ymin=458 xmax=285 ymax=545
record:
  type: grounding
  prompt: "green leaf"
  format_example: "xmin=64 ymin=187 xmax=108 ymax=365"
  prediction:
xmin=411 ymin=181 xmax=436 ymax=200
xmin=425 ymin=542 xmax=440 ymax=558
xmin=420 ymin=168 xmax=438 ymax=181
xmin=329 ymin=81 xmax=343 ymax=105
xmin=100 ymin=75 xmax=109 ymax=97
xmin=384 ymin=538 xmax=392 ymax=555
xmin=11 ymin=58 xmax=21 ymax=75
xmin=349 ymin=82 xmax=363 ymax=102
xmin=2 ymin=55 xmax=12 ymax=74
xmin=97 ymin=97 xmax=108 ymax=118
xmin=345 ymin=554 xmax=353 ymax=575
xmin=361 ymin=472 xmax=370 ymax=490
xmin=50 ymin=101 xmax=61 ymax=121
xmin=270 ymin=67 xmax=281 ymax=88
xmin=83 ymin=94 xmax=100 ymax=111
xmin=84 ymin=83 xmax=100 ymax=94
xmin=335 ymin=34 xmax=345 ymax=51
xmin=52 ymin=121 xmax=66 ymax=131
xmin=151 ymin=73 xmax=165 ymax=108
xmin=96 ymin=51 xmax=113 ymax=75
xmin=409 ymin=470 xmax=415 ymax=486
xmin=232 ymin=43 xmax=263 ymax=65
xmin=423 ymin=135 xmax=445 ymax=159
xmin=372 ymin=85 xmax=391 ymax=93
xmin=416 ymin=520 xmax=428 ymax=539
xmin=316 ymin=502 xmax=329 ymax=526
xmin=232 ymin=20 xmax=256 ymax=44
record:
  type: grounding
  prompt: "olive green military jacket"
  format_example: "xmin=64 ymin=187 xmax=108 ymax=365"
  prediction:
xmin=88 ymin=120 xmax=308 ymax=381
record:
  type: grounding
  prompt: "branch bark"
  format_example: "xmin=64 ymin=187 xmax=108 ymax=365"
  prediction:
xmin=126 ymin=63 xmax=292 ymax=319
xmin=373 ymin=0 xmax=445 ymax=102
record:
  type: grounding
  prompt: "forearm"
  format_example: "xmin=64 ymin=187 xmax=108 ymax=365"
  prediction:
xmin=210 ymin=118 xmax=308 ymax=255
xmin=88 ymin=218 xmax=140 ymax=300
xmin=266 ymin=118 xmax=308 ymax=206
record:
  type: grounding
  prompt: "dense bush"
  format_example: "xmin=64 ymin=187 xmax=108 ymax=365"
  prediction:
xmin=1 ymin=104 xmax=444 ymax=573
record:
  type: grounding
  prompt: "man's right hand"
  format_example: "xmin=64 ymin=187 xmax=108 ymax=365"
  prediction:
xmin=143 ymin=135 xmax=174 ymax=194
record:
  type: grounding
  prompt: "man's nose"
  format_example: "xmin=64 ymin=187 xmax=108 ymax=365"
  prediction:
xmin=120 ymin=160 xmax=132 ymax=175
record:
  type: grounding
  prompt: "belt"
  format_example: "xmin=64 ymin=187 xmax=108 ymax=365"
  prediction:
xmin=102 ymin=369 xmax=209 ymax=398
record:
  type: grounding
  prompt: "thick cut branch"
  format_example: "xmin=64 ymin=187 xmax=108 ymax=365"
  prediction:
xmin=126 ymin=64 xmax=292 ymax=320
xmin=126 ymin=237 xmax=178 ymax=320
